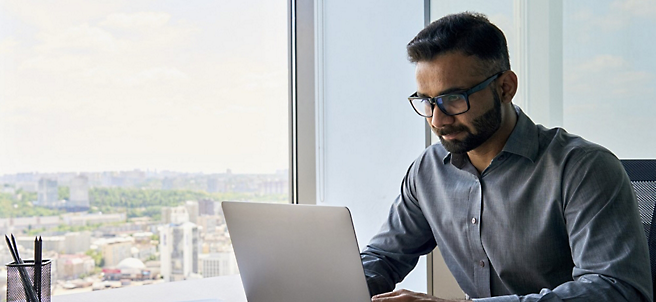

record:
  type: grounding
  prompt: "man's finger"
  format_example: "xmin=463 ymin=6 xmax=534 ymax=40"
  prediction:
xmin=372 ymin=289 xmax=410 ymax=300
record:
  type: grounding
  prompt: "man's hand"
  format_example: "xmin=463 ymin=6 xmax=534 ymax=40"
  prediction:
xmin=371 ymin=289 xmax=469 ymax=302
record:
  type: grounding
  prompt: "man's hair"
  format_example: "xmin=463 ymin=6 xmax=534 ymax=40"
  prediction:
xmin=407 ymin=12 xmax=510 ymax=74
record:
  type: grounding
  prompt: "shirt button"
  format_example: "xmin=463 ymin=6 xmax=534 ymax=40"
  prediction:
xmin=479 ymin=260 xmax=486 ymax=267
xmin=471 ymin=218 xmax=477 ymax=224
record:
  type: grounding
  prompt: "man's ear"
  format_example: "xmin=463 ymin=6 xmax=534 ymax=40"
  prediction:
xmin=498 ymin=71 xmax=518 ymax=104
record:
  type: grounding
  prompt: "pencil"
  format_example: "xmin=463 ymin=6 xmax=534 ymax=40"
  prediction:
xmin=34 ymin=236 xmax=42 ymax=302
xmin=6 ymin=234 xmax=40 ymax=302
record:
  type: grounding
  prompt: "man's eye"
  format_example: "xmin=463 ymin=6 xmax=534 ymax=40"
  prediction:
xmin=446 ymin=95 xmax=460 ymax=101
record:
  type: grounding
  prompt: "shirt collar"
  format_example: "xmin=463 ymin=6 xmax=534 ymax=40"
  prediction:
xmin=441 ymin=105 xmax=539 ymax=165
xmin=502 ymin=106 xmax=539 ymax=162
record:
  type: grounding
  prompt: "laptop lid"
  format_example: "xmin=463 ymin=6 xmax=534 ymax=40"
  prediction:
xmin=221 ymin=201 xmax=371 ymax=302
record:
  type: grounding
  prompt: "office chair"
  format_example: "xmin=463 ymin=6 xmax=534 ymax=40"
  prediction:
xmin=620 ymin=159 xmax=656 ymax=298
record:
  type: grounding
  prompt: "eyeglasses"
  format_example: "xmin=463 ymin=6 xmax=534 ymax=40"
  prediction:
xmin=408 ymin=71 xmax=504 ymax=117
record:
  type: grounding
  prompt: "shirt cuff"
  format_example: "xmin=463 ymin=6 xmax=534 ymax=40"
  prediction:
xmin=364 ymin=272 xmax=395 ymax=297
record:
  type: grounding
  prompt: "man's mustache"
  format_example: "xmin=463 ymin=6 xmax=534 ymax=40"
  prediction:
xmin=434 ymin=125 xmax=469 ymax=136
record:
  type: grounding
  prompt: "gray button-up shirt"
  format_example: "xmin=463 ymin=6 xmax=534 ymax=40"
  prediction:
xmin=361 ymin=108 xmax=653 ymax=302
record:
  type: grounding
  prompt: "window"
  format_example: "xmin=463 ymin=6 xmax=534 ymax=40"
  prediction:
xmin=562 ymin=0 xmax=656 ymax=158
xmin=430 ymin=0 xmax=656 ymax=157
xmin=0 ymin=0 xmax=288 ymax=295
xmin=428 ymin=0 xmax=656 ymax=297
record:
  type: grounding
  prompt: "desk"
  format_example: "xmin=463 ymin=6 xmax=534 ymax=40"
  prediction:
xmin=51 ymin=275 xmax=247 ymax=302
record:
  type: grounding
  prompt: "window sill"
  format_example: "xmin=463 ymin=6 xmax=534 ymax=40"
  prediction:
xmin=51 ymin=275 xmax=246 ymax=302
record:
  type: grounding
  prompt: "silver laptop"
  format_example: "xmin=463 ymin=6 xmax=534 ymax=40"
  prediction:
xmin=221 ymin=201 xmax=371 ymax=302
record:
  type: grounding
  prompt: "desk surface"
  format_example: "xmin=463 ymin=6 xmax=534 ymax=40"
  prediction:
xmin=51 ymin=275 xmax=247 ymax=302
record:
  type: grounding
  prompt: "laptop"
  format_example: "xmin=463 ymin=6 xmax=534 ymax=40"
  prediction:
xmin=221 ymin=201 xmax=371 ymax=302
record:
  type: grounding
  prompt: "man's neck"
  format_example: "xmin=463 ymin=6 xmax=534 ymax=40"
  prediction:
xmin=467 ymin=108 xmax=518 ymax=174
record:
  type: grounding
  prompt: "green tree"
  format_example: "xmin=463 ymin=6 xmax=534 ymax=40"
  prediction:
xmin=0 ymin=191 xmax=62 ymax=218
xmin=58 ymin=186 xmax=70 ymax=200
xmin=85 ymin=249 xmax=104 ymax=268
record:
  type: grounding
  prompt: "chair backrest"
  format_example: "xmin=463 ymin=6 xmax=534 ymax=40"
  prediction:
xmin=620 ymin=159 xmax=656 ymax=297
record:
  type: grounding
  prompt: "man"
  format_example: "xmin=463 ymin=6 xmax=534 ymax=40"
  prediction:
xmin=361 ymin=12 xmax=653 ymax=302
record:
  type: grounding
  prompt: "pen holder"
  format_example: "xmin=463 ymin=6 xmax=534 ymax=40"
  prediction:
xmin=6 ymin=260 xmax=51 ymax=302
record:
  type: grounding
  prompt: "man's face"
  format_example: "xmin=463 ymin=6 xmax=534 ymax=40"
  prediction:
xmin=415 ymin=52 xmax=502 ymax=154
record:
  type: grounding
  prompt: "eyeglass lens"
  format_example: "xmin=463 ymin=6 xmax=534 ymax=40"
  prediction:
xmin=411 ymin=94 xmax=468 ymax=117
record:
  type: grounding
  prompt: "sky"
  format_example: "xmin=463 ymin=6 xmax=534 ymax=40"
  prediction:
xmin=2 ymin=1 xmax=655 ymax=175
xmin=432 ymin=0 xmax=656 ymax=159
xmin=0 ymin=0 xmax=288 ymax=174
xmin=562 ymin=0 xmax=656 ymax=159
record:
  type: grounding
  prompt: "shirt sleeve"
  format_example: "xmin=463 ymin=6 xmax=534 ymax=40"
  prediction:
xmin=475 ymin=149 xmax=653 ymax=302
xmin=360 ymin=162 xmax=437 ymax=297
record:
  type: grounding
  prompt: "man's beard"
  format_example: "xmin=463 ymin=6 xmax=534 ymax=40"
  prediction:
xmin=434 ymin=91 xmax=502 ymax=154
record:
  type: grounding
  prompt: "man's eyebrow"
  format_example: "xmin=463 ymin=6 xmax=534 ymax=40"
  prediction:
xmin=417 ymin=86 xmax=467 ymax=98
xmin=437 ymin=86 xmax=468 ymax=96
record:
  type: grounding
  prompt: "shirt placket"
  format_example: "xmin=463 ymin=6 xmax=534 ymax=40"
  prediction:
xmin=467 ymin=175 xmax=490 ymax=298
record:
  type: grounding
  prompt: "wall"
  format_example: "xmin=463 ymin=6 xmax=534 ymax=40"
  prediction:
xmin=313 ymin=0 xmax=428 ymax=292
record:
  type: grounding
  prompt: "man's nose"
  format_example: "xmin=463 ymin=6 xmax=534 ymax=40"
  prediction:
xmin=429 ymin=107 xmax=454 ymax=129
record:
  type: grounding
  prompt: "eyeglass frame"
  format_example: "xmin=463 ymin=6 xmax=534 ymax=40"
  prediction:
xmin=408 ymin=71 xmax=505 ymax=117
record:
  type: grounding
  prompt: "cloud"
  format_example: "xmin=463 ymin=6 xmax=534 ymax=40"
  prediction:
xmin=570 ymin=8 xmax=628 ymax=32
xmin=101 ymin=12 xmax=171 ymax=30
xmin=611 ymin=0 xmax=656 ymax=18
xmin=0 ymin=0 xmax=127 ymax=31
xmin=0 ymin=38 xmax=20 ymax=55
xmin=35 ymin=24 xmax=124 ymax=53
xmin=562 ymin=52 xmax=656 ymax=159
xmin=0 ymin=1 xmax=288 ymax=174
xmin=565 ymin=54 xmax=655 ymax=108
xmin=121 ymin=67 xmax=191 ymax=87
xmin=569 ymin=0 xmax=656 ymax=36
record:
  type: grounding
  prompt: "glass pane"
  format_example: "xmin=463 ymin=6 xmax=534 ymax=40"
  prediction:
xmin=0 ymin=0 xmax=288 ymax=294
xmin=563 ymin=0 xmax=656 ymax=158
xmin=427 ymin=0 xmax=656 ymax=297
xmin=429 ymin=1 xmax=655 ymax=157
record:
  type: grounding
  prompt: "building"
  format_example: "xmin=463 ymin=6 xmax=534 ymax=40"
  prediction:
xmin=63 ymin=213 xmax=126 ymax=227
xmin=159 ymin=222 xmax=199 ymax=282
xmin=184 ymin=200 xmax=199 ymax=224
xmin=206 ymin=178 xmax=227 ymax=193
xmin=161 ymin=206 xmax=189 ymax=224
xmin=68 ymin=175 xmax=90 ymax=211
xmin=15 ymin=182 xmax=37 ymax=192
xmin=57 ymin=254 xmax=95 ymax=280
xmin=131 ymin=232 xmax=157 ymax=261
xmin=0 ymin=215 xmax=61 ymax=235
xmin=196 ymin=215 xmax=219 ymax=236
xmin=94 ymin=222 xmax=147 ymax=236
xmin=200 ymin=251 xmax=238 ymax=277
xmin=132 ymin=232 xmax=154 ymax=244
xmin=258 ymin=178 xmax=288 ymax=195
xmin=198 ymin=199 xmax=216 ymax=216
xmin=115 ymin=257 xmax=152 ymax=280
xmin=16 ymin=236 xmax=66 ymax=254
xmin=64 ymin=232 xmax=92 ymax=254
xmin=37 ymin=178 xmax=59 ymax=208
xmin=2 ymin=185 xmax=15 ymax=194
xmin=131 ymin=244 xmax=157 ymax=262
xmin=97 ymin=237 xmax=133 ymax=268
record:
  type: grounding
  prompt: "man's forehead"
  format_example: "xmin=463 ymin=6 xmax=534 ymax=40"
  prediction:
xmin=415 ymin=53 xmax=486 ymax=95
xmin=416 ymin=52 xmax=487 ymax=78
